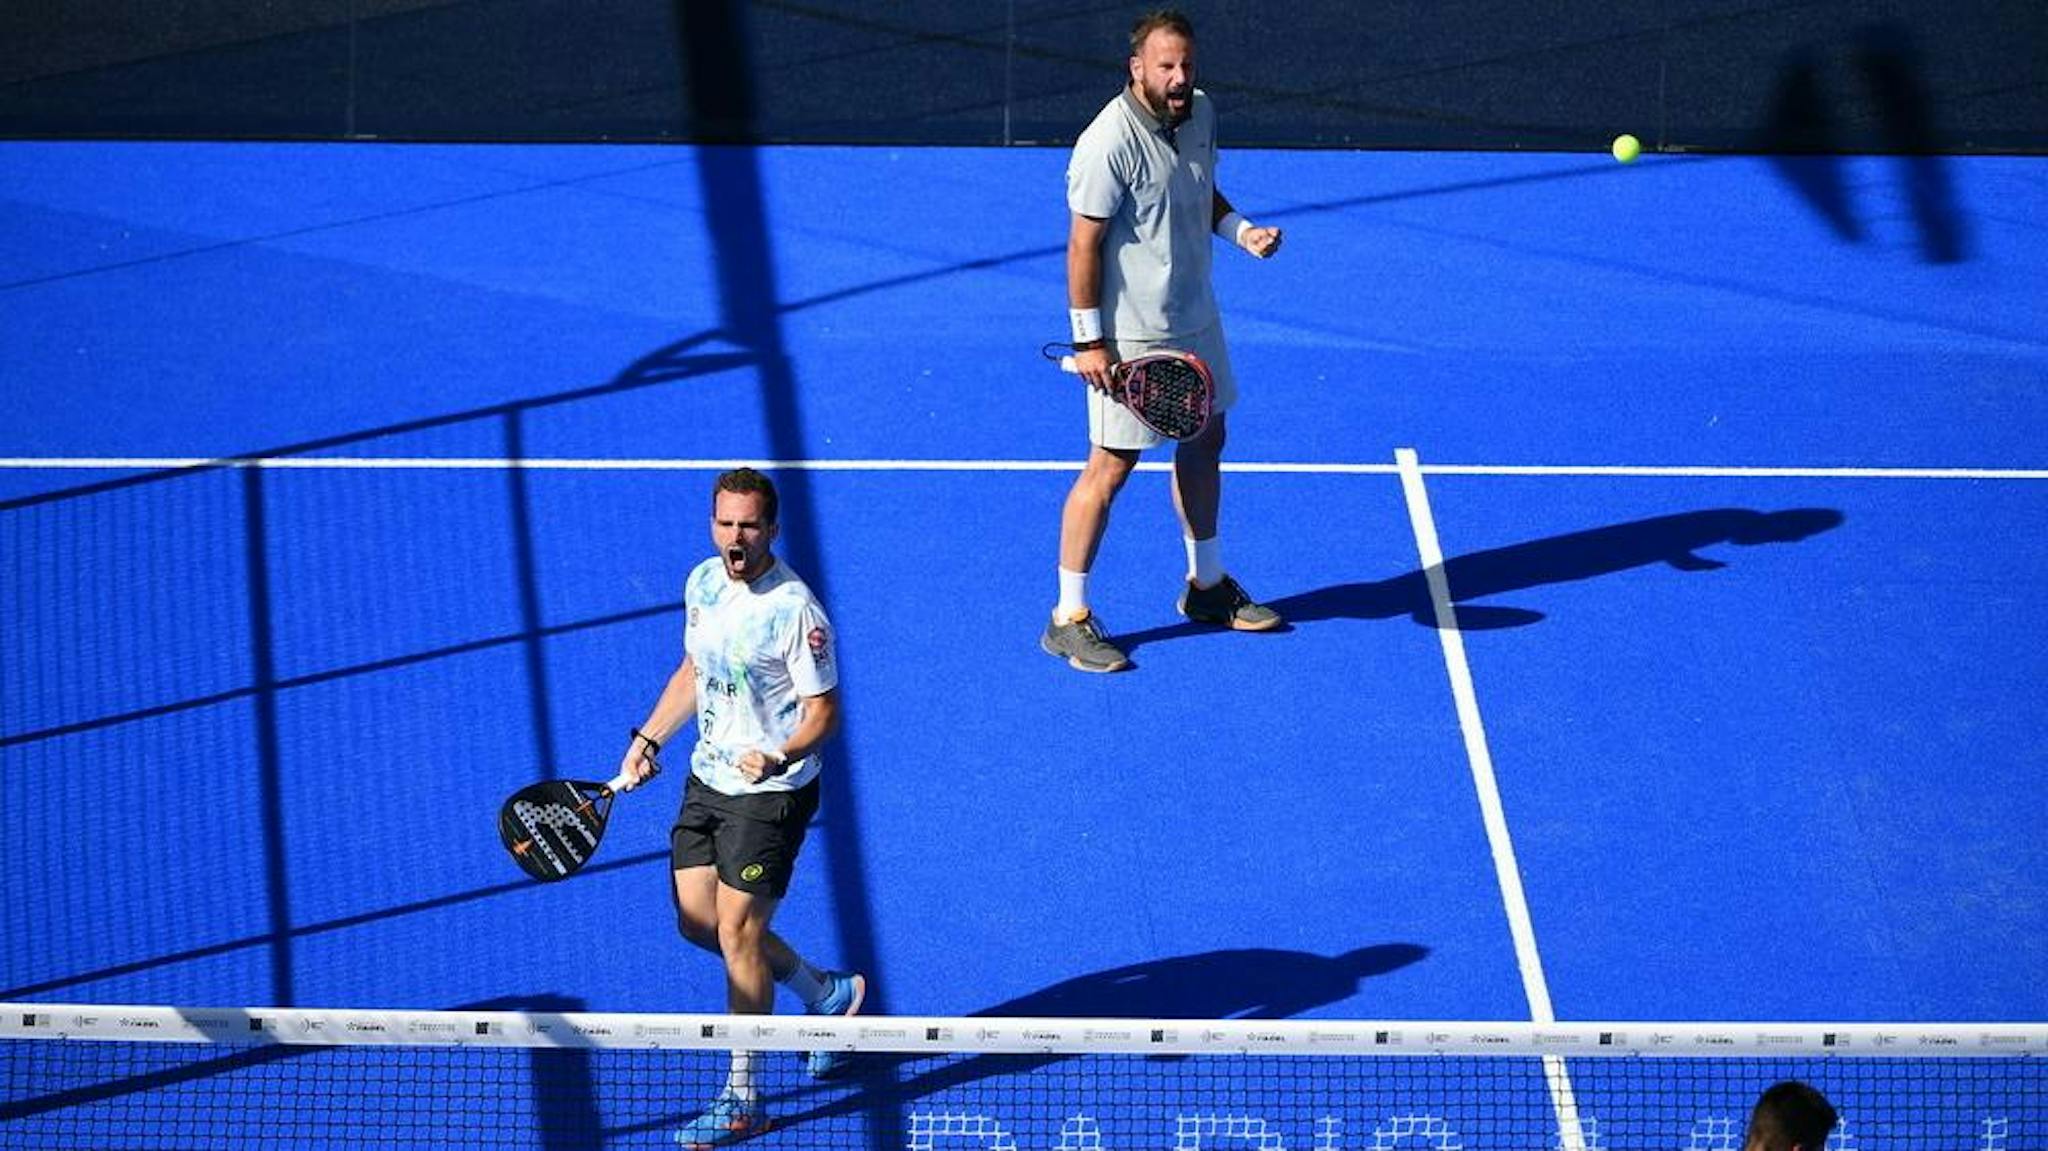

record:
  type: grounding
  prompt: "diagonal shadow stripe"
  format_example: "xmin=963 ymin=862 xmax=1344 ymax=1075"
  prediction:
xmin=0 ymin=601 xmax=684 ymax=749
xmin=0 ymin=851 xmax=669 ymax=1001
xmin=0 ymin=345 xmax=757 ymax=515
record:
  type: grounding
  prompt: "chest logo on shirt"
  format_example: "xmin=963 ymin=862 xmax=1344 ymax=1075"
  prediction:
xmin=808 ymin=627 xmax=831 ymax=666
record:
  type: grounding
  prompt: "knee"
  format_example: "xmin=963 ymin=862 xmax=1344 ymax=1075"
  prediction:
xmin=1178 ymin=414 xmax=1226 ymax=459
xmin=717 ymin=917 xmax=765 ymax=960
xmin=676 ymin=909 xmax=720 ymax=952
xmin=1075 ymin=453 xmax=1138 ymax=502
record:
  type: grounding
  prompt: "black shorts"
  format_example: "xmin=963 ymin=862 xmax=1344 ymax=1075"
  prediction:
xmin=670 ymin=773 xmax=821 ymax=898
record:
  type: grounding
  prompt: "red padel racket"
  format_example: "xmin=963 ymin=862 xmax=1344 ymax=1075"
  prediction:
xmin=1044 ymin=344 xmax=1214 ymax=441
xmin=498 ymin=767 xmax=645 ymax=882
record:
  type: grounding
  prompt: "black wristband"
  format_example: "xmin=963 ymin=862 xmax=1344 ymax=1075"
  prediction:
xmin=631 ymin=728 xmax=661 ymax=755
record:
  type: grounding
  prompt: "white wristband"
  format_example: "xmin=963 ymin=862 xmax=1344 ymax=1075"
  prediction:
xmin=1069 ymin=307 xmax=1102 ymax=344
xmin=1215 ymin=211 xmax=1252 ymax=246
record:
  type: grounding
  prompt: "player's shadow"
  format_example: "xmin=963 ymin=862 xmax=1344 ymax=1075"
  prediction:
xmin=1120 ymin=507 xmax=1844 ymax=653
xmin=766 ymin=944 xmax=1427 ymax=1126
xmin=971 ymin=943 xmax=1430 ymax=1022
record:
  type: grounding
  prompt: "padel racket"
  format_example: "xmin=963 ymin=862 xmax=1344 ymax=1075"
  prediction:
xmin=1044 ymin=344 xmax=1214 ymax=441
xmin=498 ymin=768 xmax=642 ymax=882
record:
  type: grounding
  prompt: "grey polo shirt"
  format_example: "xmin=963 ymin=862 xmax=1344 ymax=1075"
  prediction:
xmin=1066 ymin=86 xmax=1222 ymax=342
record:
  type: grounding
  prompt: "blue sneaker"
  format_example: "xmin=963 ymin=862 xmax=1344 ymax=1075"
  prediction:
xmin=673 ymin=1092 xmax=769 ymax=1148
xmin=803 ymin=971 xmax=867 ymax=1079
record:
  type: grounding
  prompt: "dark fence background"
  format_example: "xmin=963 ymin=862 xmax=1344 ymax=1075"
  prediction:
xmin=3 ymin=1 xmax=2043 ymax=151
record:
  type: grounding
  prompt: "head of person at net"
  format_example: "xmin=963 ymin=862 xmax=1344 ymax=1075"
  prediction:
xmin=1744 ymin=1081 xmax=1837 ymax=1151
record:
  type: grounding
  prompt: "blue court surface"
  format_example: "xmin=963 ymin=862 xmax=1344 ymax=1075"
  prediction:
xmin=1 ymin=141 xmax=2044 ymax=1146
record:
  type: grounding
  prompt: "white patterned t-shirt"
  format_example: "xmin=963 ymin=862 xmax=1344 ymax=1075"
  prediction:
xmin=682 ymin=556 xmax=836 ymax=795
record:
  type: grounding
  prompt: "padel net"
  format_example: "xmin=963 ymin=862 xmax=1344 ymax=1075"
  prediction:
xmin=2 ymin=1005 xmax=2041 ymax=1149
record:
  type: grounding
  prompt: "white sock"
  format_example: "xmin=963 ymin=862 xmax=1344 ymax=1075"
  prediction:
xmin=1055 ymin=567 xmax=1090 ymax=623
xmin=778 ymin=955 xmax=829 ymax=1007
xmin=724 ymin=1049 xmax=756 ymax=1102
xmin=1186 ymin=535 xmax=1223 ymax=587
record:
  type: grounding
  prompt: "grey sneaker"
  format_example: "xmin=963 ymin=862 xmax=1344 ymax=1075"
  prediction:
xmin=1178 ymin=575 xmax=1283 ymax=631
xmin=1041 ymin=610 xmax=1131 ymax=672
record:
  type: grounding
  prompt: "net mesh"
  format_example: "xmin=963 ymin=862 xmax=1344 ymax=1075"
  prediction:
xmin=3 ymin=1007 xmax=2042 ymax=1150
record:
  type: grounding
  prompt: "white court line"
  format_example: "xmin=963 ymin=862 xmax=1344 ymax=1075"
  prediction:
xmin=0 ymin=456 xmax=2044 ymax=479
xmin=0 ymin=457 xmax=1084 ymax=473
xmin=1414 ymin=463 xmax=2048 ymax=480
xmin=1395 ymin=446 xmax=1586 ymax=1151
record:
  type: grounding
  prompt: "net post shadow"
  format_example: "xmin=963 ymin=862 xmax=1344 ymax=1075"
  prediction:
xmin=239 ymin=464 xmax=296 ymax=1009
xmin=672 ymin=1 xmax=894 ymax=1147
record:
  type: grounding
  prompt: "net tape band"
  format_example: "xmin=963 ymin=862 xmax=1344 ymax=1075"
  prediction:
xmin=6 ymin=1004 xmax=2041 ymax=1058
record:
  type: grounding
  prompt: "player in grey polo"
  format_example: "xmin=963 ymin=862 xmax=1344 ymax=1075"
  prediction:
xmin=1041 ymin=10 xmax=1286 ymax=675
xmin=1067 ymin=85 xmax=1228 ymax=375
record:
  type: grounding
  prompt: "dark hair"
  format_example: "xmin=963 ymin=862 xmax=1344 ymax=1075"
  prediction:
xmin=713 ymin=467 xmax=779 ymax=525
xmin=1129 ymin=9 xmax=1194 ymax=56
xmin=1747 ymin=1081 xmax=1839 ymax=1150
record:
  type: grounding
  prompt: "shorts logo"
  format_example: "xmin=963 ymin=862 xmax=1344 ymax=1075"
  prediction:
xmin=807 ymin=627 xmax=830 ymax=665
xmin=740 ymin=863 xmax=767 ymax=883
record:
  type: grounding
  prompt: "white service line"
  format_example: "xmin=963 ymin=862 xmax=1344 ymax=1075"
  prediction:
xmin=1394 ymin=446 xmax=1586 ymax=1151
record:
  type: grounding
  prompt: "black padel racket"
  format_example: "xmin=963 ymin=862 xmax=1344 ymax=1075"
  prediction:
xmin=499 ymin=768 xmax=641 ymax=882
xmin=1045 ymin=344 xmax=1214 ymax=441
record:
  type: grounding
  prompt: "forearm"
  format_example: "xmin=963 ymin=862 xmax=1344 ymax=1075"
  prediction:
xmin=1211 ymin=188 xmax=1237 ymax=230
xmin=774 ymin=690 xmax=841 ymax=765
xmin=1068 ymin=217 xmax=1104 ymax=306
xmin=637 ymin=659 xmax=698 ymax=747
xmin=1210 ymin=187 xmax=1281 ymax=259
xmin=1067 ymin=215 xmax=1111 ymax=364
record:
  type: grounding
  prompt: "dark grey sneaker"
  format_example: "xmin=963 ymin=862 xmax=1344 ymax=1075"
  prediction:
xmin=1178 ymin=575 xmax=1283 ymax=631
xmin=1041 ymin=610 xmax=1131 ymax=673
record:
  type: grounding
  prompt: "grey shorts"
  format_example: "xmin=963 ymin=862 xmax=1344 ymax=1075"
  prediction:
xmin=1087 ymin=321 xmax=1239 ymax=451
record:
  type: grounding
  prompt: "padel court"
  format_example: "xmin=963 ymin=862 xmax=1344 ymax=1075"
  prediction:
xmin=2 ymin=141 xmax=2043 ymax=1147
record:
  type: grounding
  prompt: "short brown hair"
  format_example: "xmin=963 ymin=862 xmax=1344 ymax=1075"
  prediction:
xmin=1746 ymin=1081 xmax=1838 ymax=1150
xmin=713 ymin=467 xmax=779 ymax=525
xmin=1129 ymin=9 xmax=1194 ymax=57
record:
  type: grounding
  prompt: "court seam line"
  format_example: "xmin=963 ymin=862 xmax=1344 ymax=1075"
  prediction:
xmin=1 ymin=457 xmax=2044 ymax=480
xmin=1394 ymin=446 xmax=1588 ymax=1151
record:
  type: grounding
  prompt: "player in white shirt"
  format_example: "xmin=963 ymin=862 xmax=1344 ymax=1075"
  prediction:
xmin=619 ymin=468 xmax=866 ymax=1147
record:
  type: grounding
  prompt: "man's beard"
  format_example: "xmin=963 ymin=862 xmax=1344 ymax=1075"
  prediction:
xmin=1142 ymin=81 xmax=1191 ymax=126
